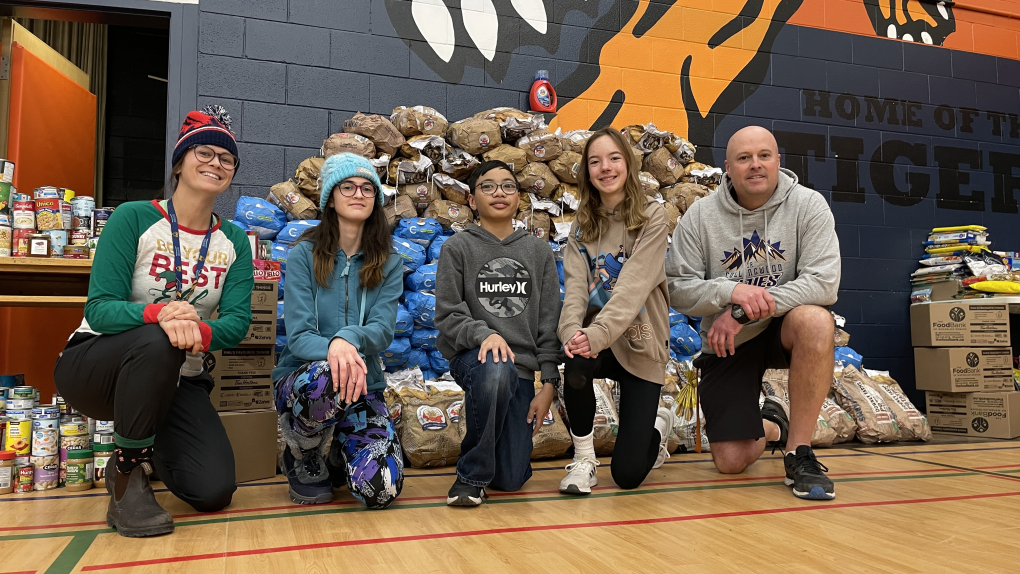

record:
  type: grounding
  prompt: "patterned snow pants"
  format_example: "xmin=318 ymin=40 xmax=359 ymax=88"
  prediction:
xmin=276 ymin=360 xmax=404 ymax=509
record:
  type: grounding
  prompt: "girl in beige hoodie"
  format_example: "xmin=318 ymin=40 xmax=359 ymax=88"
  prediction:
xmin=557 ymin=128 xmax=674 ymax=494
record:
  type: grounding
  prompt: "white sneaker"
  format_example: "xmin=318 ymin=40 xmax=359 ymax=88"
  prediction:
xmin=559 ymin=455 xmax=599 ymax=495
xmin=652 ymin=407 xmax=677 ymax=469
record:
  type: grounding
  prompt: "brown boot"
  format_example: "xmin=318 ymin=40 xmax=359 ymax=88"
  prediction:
xmin=106 ymin=462 xmax=175 ymax=537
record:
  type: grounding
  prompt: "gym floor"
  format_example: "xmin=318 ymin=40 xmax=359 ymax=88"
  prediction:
xmin=2 ymin=440 xmax=1019 ymax=573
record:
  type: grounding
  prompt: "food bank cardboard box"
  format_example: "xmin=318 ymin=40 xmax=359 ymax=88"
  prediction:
xmin=205 ymin=346 xmax=275 ymax=412
xmin=925 ymin=391 xmax=1020 ymax=439
xmin=241 ymin=280 xmax=278 ymax=345
xmin=909 ymin=302 xmax=1010 ymax=347
xmin=914 ymin=347 xmax=1015 ymax=393
xmin=218 ymin=409 xmax=277 ymax=482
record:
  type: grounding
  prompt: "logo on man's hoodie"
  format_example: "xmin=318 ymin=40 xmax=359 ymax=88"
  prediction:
xmin=720 ymin=231 xmax=787 ymax=287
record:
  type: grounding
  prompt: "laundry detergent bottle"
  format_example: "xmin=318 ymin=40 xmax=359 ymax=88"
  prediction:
xmin=529 ymin=70 xmax=557 ymax=113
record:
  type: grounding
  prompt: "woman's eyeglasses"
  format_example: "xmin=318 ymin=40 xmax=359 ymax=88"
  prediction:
xmin=337 ymin=182 xmax=377 ymax=197
xmin=192 ymin=145 xmax=238 ymax=171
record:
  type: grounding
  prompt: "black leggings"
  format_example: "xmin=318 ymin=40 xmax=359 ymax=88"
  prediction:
xmin=562 ymin=349 xmax=662 ymax=490
xmin=54 ymin=324 xmax=236 ymax=512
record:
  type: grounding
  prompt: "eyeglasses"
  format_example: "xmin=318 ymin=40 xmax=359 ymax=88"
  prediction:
xmin=337 ymin=182 xmax=377 ymax=197
xmin=476 ymin=182 xmax=519 ymax=195
xmin=192 ymin=145 xmax=238 ymax=171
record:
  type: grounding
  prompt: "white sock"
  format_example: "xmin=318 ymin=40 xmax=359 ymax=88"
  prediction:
xmin=654 ymin=413 xmax=669 ymax=441
xmin=571 ymin=430 xmax=595 ymax=459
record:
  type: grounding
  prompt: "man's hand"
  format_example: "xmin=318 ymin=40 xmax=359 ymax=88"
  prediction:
xmin=479 ymin=333 xmax=515 ymax=364
xmin=707 ymin=310 xmax=743 ymax=358
xmin=159 ymin=318 xmax=204 ymax=354
xmin=328 ymin=337 xmax=368 ymax=403
xmin=158 ymin=301 xmax=201 ymax=324
xmin=527 ymin=383 xmax=556 ymax=437
xmin=563 ymin=331 xmax=596 ymax=359
xmin=730 ymin=283 xmax=775 ymax=321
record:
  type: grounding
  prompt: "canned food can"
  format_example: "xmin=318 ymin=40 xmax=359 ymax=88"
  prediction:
xmin=9 ymin=398 xmax=34 ymax=410
xmin=0 ymin=224 xmax=11 ymax=256
xmin=32 ymin=427 xmax=58 ymax=456
xmin=61 ymin=201 xmax=72 ymax=230
xmin=34 ymin=186 xmax=60 ymax=199
xmin=0 ymin=181 xmax=11 ymax=212
xmin=45 ymin=229 xmax=68 ymax=257
xmin=28 ymin=233 xmax=50 ymax=257
xmin=88 ymin=234 xmax=99 ymax=259
xmin=0 ymin=213 xmax=10 ymax=226
xmin=0 ymin=159 xmax=14 ymax=183
xmin=5 ymin=408 xmax=29 ymax=419
xmin=95 ymin=420 xmax=114 ymax=434
xmin=12 ymin=228 xmax=32 ymax=256
xmin=60 ymin=419 xmax=89 ymax=436
xmin=35 ymin=198 xmax=62 ymax=230
xmin=0 ymin=396 xmax=6 ymax=411
xmin=10 ymin=387 xmax=34 ymax=400
xmin=91 ymin=208 xmax=113 ymax=237
xmin=5 ymin=417 xmax=32 ymax=455
xmin=12 ymin=200 xmax=35 ymax=229
xmin=31 ymin=455 xmax=58 ymax=490
xmin=63 ymin=245 xmax=89 ymax=259
xmin=69 ymin=229 xmax=89 ymax=246
xmin=93 ymin=432 xmax=114 ymax=445
xmin=15 ymin=463 xmax=34 ymax=493
xmin=62 ymin=188 xmax=75 ymax=203
xmin=71 ymin=195 xmax=94 ymax=225
xmin=31 ymin=408 xmax=59 ymax=423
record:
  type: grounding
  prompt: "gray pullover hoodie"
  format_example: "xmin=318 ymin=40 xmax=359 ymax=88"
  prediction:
xmin=666 ymin=167 xmax=840 ymax=352
xmin=435 ymin=225 xmax=562 ymax=381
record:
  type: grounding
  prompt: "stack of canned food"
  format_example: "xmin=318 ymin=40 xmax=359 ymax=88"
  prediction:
xmin=0 ymin=160 xmax=112 ymax=259
xmin=0 ymin=377 xmax=114 ymax=495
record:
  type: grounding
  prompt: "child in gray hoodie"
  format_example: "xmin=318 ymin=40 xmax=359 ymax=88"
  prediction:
xmin=435 ymin=161 xmax=563 ymax=506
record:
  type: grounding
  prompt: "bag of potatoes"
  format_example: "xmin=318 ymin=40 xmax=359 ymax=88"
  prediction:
xmin=398 ymin=181 xmax=442 ymax=213
xmin=683 ymin=163 xmax=723 ymax=187
xmin=516 ymin=129 xmax=563 ymax=162
xmin=441 ymin=147 xmax=480 ymax=179
xmin=294 ymin=157 xmax=325 ymax=204
xmin=343 ymin=112 xmax=406 ymax=156
xmin=560 ymin=129 xmax=593 ymax=153
xmin=394 ymin=381 xmax=464 ymax=468
xmin=322 ymin=132 xmax=375 ymax=159
xmin=427 ymin=200 xmax=474 ymax=232
xmin=447 ymin=118 xmax=500 ymax=155
xmin=388 ymin=156 xmax=434 ymax=186
xmin=433 ymin=173 xmax=470 ymax=205
xmin=662 ymin=182 xmax=711 ymax=215
xmin=516 ymin=210 xmax=552 ymax=241
xmin=558 ymin=183 xmax=580 ymax=211
xmin=518 ymin=162 xmax=560 ymax=198
xmin=391 ymin=105 xmax=449 ymax=137
xmin=643 ymin=147 xmax=685 ymax=186
xmin=385 ymin=195 xmax=417 ymax=227
xmin=268 ymin=180 xmax=318 ymax=220
xmin=474 ymin=107 xmax=539 ymax=141
xmin=530 ymin=378 xmax=572 ymax=459
xmin=548 ymin=151 xmax=582 ymax=184
xmin=400 ymin=135 xmax=450 ymax=164
xmin=483 ymin=145 xmax=528 ymax=173
xmin=639 ymin=172 xmax=660 ymax=195
xmin=668 ymin=137 xmax=697 ymax=164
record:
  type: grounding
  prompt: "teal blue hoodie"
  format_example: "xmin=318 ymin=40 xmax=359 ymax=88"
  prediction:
xmin=273 ymin=239 xmax=403 ymax=392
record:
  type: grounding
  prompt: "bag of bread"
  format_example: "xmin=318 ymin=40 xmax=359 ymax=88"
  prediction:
xmin=516 ymin=210 xmax=552 ymax=241
xmin=294 ymin=156 xmax=325 ymax=203
xmin=668 ymin=137 xmax=697 ymax=164
xmin=560 ymin=129 xmax=593 ymax=153
xmin=483 ymin=145 xmax=529 ymax=173
xmin=639 ymin=172 xmax=660 ymax=195
xmin=391 ymin=105 xmax=449 ymax=137
xmin=441 ymin=147 xmax=480 ymax=179
xmin=268 ymin=180 xmax=318 ymax=220
xmin=447 ymin=118 xmax=500 ymax=155
xmin=684 ymin=164 xmax=723 ymax=187
xmin=427 ymin=200 xmax=474 ymax=231
xmin=518 ymin=162 xmax=560 ymax=198
xmin=322 ymin=132 xmax=375 ymax=159
xmin=433 ymin=173 xmax=471 ymax=205
xmin=400 ymin=135 xmax=450 ymax=164
xmin=388 ymin=156 xmax=434 ymax=186
xmin=832 ymin=366 xmax=899 ymax=444
xmin=866 ymin=370 xmax=931 ymax=441
xmin=530 ymin=379 xmax=572 ymax=459
xmin=385 ymin=195 xmax=417 ymax=227
xmin=549 ymin=151 xmax=582 ymax=184
xmin=643 ymin=147 xmax=685 ymax=186
xmin=395 ymin=380 xmax=464 ymax=468
xmin=592 ymin=379 xmax=619 ymax=455
xmin=343 ymin=112 xmax=406 ymax=156
xmin=397 ymin=181 xmax=442 ymax=213
xmin=516 ymin=129 xmax=563 ymax=162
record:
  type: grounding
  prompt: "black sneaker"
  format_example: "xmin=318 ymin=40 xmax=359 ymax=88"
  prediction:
xmin=446 ymin=478 xmax=487 ymax=507
xmin=282 ymin=448 xmax=334 ymax=505
xmin=761 ymin=397 xmax=789 ymax=453
xmin=784 ymin=445 xmax=835 ymax=500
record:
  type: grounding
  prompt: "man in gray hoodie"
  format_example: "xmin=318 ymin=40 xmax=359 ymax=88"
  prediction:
xmin=667 ymin=126 xmax=840 ymax=500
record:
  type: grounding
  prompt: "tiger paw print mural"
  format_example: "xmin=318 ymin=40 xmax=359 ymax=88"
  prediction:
xmin=864 ymin=0 xmax=955 ymax=45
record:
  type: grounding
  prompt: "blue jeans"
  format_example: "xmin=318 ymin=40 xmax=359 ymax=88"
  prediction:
xmin=450 ymin=348 xmax=535 ymax=491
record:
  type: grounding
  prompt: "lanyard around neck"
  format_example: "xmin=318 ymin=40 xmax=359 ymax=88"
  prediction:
xmin=166 ymin=198 xmax=214 ymax=302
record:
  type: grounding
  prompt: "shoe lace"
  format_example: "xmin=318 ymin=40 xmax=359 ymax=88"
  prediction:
xmin=300 ymin=449 xmax=323 ymax=477
xmin=658 ymin=443 xmax=671 ymax=462
xmin=565 ymin=456 xmax=600 ymax=475
xmin=792 ymin=450 xmax=829 ymax=476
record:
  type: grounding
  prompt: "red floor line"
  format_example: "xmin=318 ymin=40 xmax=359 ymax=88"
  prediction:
xmin=6 ymin=463 xmax=1013 ymax=534
xmin=79 ymin=489 xmax=1020 ymax=571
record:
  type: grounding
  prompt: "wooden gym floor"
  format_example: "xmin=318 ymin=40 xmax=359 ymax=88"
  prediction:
xmin=2 ymin=441 xmax=1020 ymax=573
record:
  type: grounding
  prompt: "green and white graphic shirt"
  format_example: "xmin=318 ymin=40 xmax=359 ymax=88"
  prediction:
xmin=74 ymin=199 xmax=254 ymax=376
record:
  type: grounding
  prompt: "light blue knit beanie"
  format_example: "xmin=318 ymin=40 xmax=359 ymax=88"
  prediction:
xmin=319 ymin=153 xmax=385 ymax=212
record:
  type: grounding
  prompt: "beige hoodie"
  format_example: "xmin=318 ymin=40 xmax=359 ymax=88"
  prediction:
xmin=558 ymin=197 xmax=670 ymax=385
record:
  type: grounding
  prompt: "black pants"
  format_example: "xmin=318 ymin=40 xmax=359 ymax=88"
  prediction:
xmin=562 ymin=349 xmax=661 ymax=490
xmin=54 ymin=324 xmax=236 ymax=512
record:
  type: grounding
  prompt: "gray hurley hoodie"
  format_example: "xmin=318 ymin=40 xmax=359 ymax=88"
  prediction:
xmin=435 ymin=225 xmax=562 ymax=381
xmin=666 ymin=167 xmax=840 ymax=352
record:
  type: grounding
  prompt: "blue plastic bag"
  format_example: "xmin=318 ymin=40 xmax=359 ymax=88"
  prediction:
xmin=277 ymin=220 xmax=320 ymax=245
xmin=835 ymin=347 xmax=863 ymax=371
xmin=411 ymin=327 xmax=439 ymax=351
xmin=277 ymin=273 xmax=285 ymax=300
xmin=275 ymin=333 xmax=287 ymax=358
xmin=394 ymin=303 xmax=413 ymax=337
xmin=381 ymin=337 xmax=411 ymax=370
xmin=669 ymin=310 xmax=687 ymax=327
xmin=395 ymin=218 xmax=442 ymax=247
xmin=406 ymin=347 xmax=432 ymax=372
xmin=404 ymin=291 xmax=436 ymax=328
xmin=271 ymin=242 xmax=292 ymax=272
xmin=229 ymin=220 xmax=250 ymax=232
xmin=427 ymin=235 xmax=449 ymax=263
xmin=421 ymin=369 xmax=440 ymax=382
xmin=428 ymin=350 xmax=449 ymax=374
xmin=234 ymin=197 xmax=287 ymax=240
xmin=670 ymin=322 xmax=702 ymax=356
xmin=392 ymin=238 xmax=426 ymax=274
xmin=277 ymin=300 xmax=285 ymax=335
xmin=406 ymin=263 xmax=438 ymax=292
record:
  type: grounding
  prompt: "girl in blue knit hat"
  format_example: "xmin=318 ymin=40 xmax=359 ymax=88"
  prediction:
xmin=273 ymin=152 xmax=405 ymax=508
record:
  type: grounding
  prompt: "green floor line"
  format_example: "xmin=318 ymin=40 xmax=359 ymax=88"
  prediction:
xmin=46 ymin=532 xmax=99 ymax=574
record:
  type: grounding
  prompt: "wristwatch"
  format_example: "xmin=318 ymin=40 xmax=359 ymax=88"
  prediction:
xmin=731 ymin=304 xmax=752 ymax=325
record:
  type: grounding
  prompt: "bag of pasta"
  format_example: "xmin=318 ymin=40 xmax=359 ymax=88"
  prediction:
xmin=395 ymin=379 xmax=464 ymax=468
xmin=866 ymin=369 xmax=931 ymax=441
xmin=832 ymin=366 xmax=899 ymax=444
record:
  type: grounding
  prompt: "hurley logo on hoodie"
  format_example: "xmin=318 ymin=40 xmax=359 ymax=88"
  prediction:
xmin=475 ymin=257 xmax=533 ymax=318
xmin=719 ymin=230 xmax=788 ymax=288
